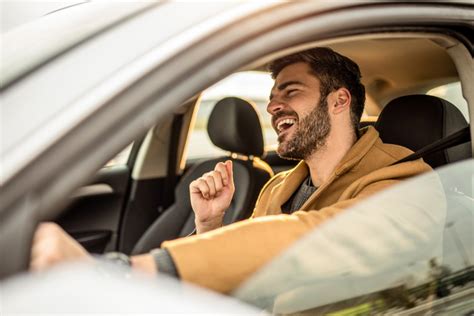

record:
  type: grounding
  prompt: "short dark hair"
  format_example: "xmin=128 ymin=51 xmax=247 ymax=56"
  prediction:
xmin=268 ymin=47 xmax=365 ymax=133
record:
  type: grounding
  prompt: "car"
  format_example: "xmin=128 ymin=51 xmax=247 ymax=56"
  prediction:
xmin=1 ymin=1 xmax=473 ymax=314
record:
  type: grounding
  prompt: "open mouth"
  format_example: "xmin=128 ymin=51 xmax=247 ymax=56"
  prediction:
xmin=276 ymin=118 xmax=296 ymax=134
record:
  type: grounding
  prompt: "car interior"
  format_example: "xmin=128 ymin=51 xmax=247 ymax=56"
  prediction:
xmin=55 ymin=32 xmax=472 ymax=258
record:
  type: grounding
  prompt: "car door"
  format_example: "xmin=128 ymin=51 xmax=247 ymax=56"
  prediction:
xmin=57 ymin=107 xmax=195 ymax=256
xmin=55 ymin=145 xmax=133 ymax=254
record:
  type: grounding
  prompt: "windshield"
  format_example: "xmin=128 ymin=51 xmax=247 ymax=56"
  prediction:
xmin=235 ymin=159 xmax=473 ymax=315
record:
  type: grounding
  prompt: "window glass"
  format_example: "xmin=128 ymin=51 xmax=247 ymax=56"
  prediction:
xmin=236 ymin=160 xmax=474 ymax=315
xmin=427 ymin=82 xmax=470 ymax=122
xmin=187 ymin=72 xmax=275 ymax=160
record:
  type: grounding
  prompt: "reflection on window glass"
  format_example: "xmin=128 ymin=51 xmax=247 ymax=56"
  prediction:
xmin=427 ymin=82 xmax=469 ymax=122
xmin=187 ymin=72 xmax=275 ymax=160
xmin=235 ymin=160 xmax=474 ymax=315
xmin=104 ymin=143 xmax=133 ymax=167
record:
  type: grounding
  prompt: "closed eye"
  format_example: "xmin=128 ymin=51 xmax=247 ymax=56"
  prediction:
xmin=287 ymin=89 xmax=299 ymax=97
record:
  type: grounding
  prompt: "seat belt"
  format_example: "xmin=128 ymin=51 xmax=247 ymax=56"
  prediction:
xmin=391 ymin=126 xmax=470 ymax=166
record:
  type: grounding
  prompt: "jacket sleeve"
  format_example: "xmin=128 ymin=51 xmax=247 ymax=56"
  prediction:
xmin=161 ymin=179 xmax=405 ymax=293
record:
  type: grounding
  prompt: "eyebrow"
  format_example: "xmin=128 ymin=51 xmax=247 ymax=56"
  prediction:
xmin=269 ymin=80 xmax=308 ymax=100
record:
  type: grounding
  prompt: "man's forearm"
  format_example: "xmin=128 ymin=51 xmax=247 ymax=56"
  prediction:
xmin=195 ymin=216 xmax=224 ymax=234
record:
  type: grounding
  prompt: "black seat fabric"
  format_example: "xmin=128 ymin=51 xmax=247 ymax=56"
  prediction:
xmin=208 ymin=97 xmax=265 ymax=157
xmin=375 ymin=95 xmax=470 ymax=168
xmin=132 ymin=97 xmax=273 ymax=254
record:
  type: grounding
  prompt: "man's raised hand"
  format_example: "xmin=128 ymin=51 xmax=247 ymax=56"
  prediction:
xmin=189 ymin=160 xmax=235 ymax=233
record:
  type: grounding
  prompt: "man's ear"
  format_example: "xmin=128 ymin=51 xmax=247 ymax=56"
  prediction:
xmin=331 ymin=88 xmax=351 ymax=115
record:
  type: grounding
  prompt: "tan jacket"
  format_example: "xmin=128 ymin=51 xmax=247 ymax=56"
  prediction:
xmin=162 ymin=127 xmax=432 ymax=293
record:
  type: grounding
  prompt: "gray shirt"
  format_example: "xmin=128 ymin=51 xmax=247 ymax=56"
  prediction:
xmin=281 ymin=176 xmax=317 ymax=214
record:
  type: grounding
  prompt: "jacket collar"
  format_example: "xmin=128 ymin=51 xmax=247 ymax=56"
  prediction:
xmin=267 ymin=126 xmax=380 ymax=212
xmin=334 ymin=126 xmax=379 ymax=176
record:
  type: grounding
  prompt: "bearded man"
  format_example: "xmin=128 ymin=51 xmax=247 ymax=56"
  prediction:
xmin=30 ymin=48 xmax=431 ymax=294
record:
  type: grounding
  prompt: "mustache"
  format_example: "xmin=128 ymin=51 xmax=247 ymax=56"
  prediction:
xmin=272 ymin=110 xmax=298 ymax=128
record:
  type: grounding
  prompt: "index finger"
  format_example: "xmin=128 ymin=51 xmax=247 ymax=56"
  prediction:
xmin=214 ymin=162 xmax=229 ymax=186
xmin=225 ymin=160 xmax=233 ymax=183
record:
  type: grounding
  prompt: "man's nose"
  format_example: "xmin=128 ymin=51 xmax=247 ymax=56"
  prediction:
xmin=267 ymin=99 xmax=284 ymax=115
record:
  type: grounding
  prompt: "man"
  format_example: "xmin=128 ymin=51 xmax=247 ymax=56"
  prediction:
xmin=30 ymin=47 xmax=431 ymax=294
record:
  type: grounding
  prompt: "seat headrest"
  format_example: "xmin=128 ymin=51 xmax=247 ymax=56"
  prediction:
xmin=207 ymin=97 xmax=264 ymax=157
xmin=375 ymin=94 xmax=470 ymax=168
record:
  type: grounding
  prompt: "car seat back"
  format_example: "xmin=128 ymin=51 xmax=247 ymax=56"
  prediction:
xmin=375 ymin=94 xmax=470 ymax=168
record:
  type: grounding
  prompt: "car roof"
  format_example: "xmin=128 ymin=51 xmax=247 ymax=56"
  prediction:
xmin=0 ymin=2 xmax=247 ymax=88
xmin=326 ymin=36 xmax=458 ymax=114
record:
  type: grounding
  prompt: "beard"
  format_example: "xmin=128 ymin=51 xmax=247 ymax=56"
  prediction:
xmin=276 ymin=97 xmax=331 ymax=160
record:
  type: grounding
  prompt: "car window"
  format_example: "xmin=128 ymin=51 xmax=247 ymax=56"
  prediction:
xmin=427 ymin=82 xmax=470 ymax=122
xmin=235 ymin=159 xmax=473 ymax=315
xmin=187 ymin=72 xmax=275 ymax=160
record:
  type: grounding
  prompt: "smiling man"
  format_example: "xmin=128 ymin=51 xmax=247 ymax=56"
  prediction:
xmin=30 ymin=48 xmax=432 ymax=294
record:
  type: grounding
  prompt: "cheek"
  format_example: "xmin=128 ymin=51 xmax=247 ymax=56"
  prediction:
xmin=297 ymin=99 xmax=317 ymax=116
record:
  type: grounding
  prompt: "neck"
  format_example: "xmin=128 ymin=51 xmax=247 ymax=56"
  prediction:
xmin=304 ymin=128 xmax=356 ymax=187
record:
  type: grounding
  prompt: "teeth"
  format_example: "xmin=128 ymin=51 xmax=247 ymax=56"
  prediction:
xmin=277 ymin=118 xmax=296 ymax=132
